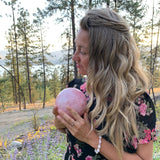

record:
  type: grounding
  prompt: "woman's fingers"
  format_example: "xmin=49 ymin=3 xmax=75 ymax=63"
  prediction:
xmin=57 ymin=109 xmax=76 ymax=129
xmin=53 ymin=106 xmax=58 ymax=115
xmin=84 ymin=111 xmax=89 ymax=123
xmin=66 ymin=106 xmax=82 ymax=121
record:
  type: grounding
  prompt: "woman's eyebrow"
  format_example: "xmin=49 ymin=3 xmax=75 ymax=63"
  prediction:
xmin=74 ymin=39 xmax=88 ymax=50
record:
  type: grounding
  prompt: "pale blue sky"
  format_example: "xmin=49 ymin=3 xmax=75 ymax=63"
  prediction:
xmin=0 ymin=0 xmax=159 ymax=53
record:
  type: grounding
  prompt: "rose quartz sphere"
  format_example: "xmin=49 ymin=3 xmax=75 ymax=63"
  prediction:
xmin=55 ymin=88 xmax=87 ymax=116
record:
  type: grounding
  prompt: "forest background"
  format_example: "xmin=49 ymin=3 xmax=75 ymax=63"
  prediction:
xmin=0 ymin=0 xmax=160 ymax=117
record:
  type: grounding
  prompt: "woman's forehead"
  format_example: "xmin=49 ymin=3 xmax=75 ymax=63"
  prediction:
xmin=75 ymin=29 xmax=89 ymax=48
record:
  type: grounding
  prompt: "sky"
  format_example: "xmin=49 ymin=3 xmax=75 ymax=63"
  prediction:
xmin=0 ymin=0 xmax=159 ymax=56
xmin=0 ymin=0 xmax=66 ymax=55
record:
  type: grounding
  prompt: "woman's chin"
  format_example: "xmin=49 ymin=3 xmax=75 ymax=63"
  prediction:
xmin=79 ymin=72 xmax=87 ymax=76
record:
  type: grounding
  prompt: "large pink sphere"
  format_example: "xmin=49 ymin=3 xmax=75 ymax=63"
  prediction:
xmin=55 ymin=88 xmax=87 ymax=116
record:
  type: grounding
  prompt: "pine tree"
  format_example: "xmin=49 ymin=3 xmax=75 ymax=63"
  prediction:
xmin=3 ymin=0 xmax=22 ymax=109
xmin=5 ymin=28 xmax=18 ymax=104
xmin=0 ymin=77 xmax=11 ymax=112
xmin=49 ymin=68 xmax=61 ymax=98
xmin=43 ymin=0 xmax=80 ymax=79
xmin=16 ymin=8 xmax=33 ymax=103
xmin=33 ymin=8 xmax=53 ymax=108
xmin=117 ymin=0 xmax=147 ymax=43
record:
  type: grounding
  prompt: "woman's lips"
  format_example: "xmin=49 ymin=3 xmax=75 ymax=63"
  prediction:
xmin=77 ymin=64 xmax=80 ymax=68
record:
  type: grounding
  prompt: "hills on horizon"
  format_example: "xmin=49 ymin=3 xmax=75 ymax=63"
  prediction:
xmin=0 ymin=49 xmax=71 ymax=65
xmin=0 ymin=50 xmax=73 ymax=75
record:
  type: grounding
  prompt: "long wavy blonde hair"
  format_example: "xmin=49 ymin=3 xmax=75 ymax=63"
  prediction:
xmin=80 ymin=9 xmax=148 ymax=158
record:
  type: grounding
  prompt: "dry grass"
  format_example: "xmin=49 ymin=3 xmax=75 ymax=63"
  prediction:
xmin=153 ymin=88 xmax=160 ymax=93
xmin=2 ymin=98 xmax=56 ymax=112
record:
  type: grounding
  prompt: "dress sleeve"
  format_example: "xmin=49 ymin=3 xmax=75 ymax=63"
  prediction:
xmin=135 ymin=92 xmax=157 ymax=144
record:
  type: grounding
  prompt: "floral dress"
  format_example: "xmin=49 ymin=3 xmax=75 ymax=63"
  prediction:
xmin=64 ymin=78 xmax=157 ymax=160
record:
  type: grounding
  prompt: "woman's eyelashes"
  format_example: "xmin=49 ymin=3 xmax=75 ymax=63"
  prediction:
xmin=80 ymin=50 xmax=86 ymax=55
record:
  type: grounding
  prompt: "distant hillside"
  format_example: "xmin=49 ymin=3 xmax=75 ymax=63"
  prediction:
xmin=0 ymin=50 xmax=73 ymax=75
xmin=0 ymin=50 xmax=71 ymax=65
xmin=46 ymin=50 xmax=69 ymax=65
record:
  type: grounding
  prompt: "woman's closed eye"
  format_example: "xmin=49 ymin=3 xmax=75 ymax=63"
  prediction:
xmin=80 ymin=50 xmax=86 ymax=55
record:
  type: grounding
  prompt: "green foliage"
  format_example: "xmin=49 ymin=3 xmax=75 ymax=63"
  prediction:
xmin=0 ymin=77 xmax=12 ymax=112
xmin=31 ymin=109 xmax=40 ymax=131
xmin=49 ymin=68 xmax=61 ymax=98
xmin=153 ymin=135 xmax=160 ymax=159
xmin=117 ymin=0 xmax=147 ymax=43
xmin=155 ymin=101 xmax=160 ymax=121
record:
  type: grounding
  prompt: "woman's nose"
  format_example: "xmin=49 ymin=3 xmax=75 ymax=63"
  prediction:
xmin=72 ymin=51 xmax=79 ymax=61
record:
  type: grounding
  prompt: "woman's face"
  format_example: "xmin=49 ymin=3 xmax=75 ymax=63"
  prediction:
xmin=72 ymin=29 xmax=89 ymax=75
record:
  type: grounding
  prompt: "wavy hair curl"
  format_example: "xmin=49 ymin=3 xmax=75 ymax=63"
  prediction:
xmin=80 ymin=9 xmax=148 ymax=158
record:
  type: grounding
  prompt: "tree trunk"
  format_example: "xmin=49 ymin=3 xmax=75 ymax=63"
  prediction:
xmin=149 ymin=0 xmax=156 ymax=104
xmin=42 ymin=51 xmax=46 ymax=109
xmin=106 ymin=0 xmax=110 ymax=8
xmin=10 ymin=36 xmax=18 ymax=104
xmin=24 ymin=33 xmax=32 ymax=103
xmin=71 ymin=0 xmax=77 ymax=79
xmin=0 ymin=90 xmax=5 ymax=112
xmin=89 ymin=0 xmax=92 ymax=9
xmin=67 ymin=24 xmax=71 ymax=84
xmin=40 ymin=25 xmax=46 ymax=109
xmin=114 ymin=0 xmax=117 ymax=11
xmin=12 ymin=4 xmax=21 ymax=110
xmin=151 ymin=24 xmax=159 ymax=105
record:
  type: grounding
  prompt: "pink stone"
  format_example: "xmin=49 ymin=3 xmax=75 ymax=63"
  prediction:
xmin=55 ymin=88 xmax=87 ymax=116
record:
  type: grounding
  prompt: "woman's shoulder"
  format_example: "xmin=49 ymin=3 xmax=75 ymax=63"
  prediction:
xmin=67 ymin=78 xmax=86 ymax=89
xmin=134 ymin=91 xmax=157 ymax=144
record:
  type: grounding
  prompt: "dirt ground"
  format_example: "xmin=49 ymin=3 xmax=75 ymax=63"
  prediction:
xmin=0 ymin=106 xmax=54 ymax=138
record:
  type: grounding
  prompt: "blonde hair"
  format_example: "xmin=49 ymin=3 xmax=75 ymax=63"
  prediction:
xmin=80 ymin=9 xmax=148 ymax=158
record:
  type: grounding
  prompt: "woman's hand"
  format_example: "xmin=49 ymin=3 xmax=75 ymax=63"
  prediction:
xmin=52 ymin=106 xmax=66 ymax=133
xmin=57 ymin=106 xmax=98 ymax=144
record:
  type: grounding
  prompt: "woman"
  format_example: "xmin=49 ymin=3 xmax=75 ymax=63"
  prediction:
xmin=53 ymin=8 xmax=156 ymax=160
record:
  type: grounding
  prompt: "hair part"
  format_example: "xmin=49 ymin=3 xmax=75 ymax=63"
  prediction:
xmin=80 ymin=8 xmax=148 ymax=158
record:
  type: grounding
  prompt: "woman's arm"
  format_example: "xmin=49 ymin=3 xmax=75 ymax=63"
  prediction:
xmin=88 ymin=131 xmax=153 ymax=160
xmin=57 ymin=107 xmax=154 ymax=160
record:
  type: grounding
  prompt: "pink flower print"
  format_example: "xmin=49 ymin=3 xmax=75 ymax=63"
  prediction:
xmin=139 ymin=138 xmax=149 ymax=144
xmin=137 ymin=98 xmax=141 ymax=104
xmin=80 ymin=82 xmax=87 ymax=93
xmin=85 ymin=155 xmax=93 ymax=160
xmin=69 ymin=144 xmax=71 ymax=151
xmin=144 ymin=129 xmax=151 ymax=135
xmin=131 ymin=136 xmax=138 ymax=149
xmin=74 ymin=144 xmax=82 ymax=157
xmin=139 ymin=103 xmax=147 ymax=116
xmin=71 ymin=155 xmax=75 ymax=160
xmin=139 ymin=129 xmax=155 ymax=144
xmin=144 ymin=129 xmax=152 ymax=141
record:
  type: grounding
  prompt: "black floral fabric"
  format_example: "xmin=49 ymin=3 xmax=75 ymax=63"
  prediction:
xmin=64 ymin=78 xmax=157 ymax=160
